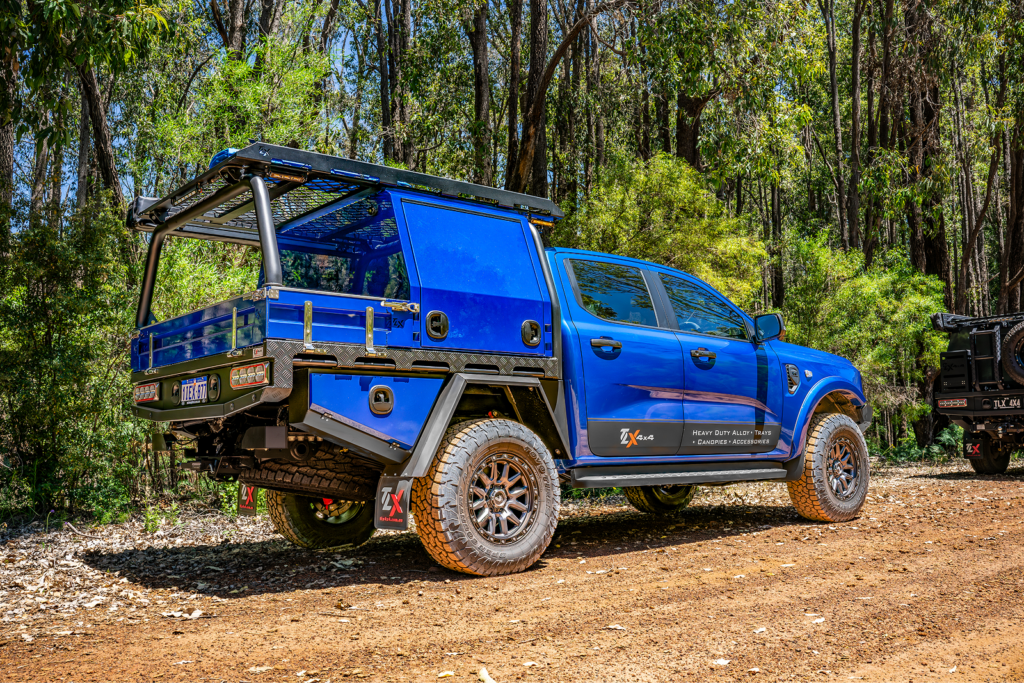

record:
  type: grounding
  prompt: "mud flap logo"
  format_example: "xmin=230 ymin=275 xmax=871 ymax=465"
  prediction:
xmin=964 ymin=442 xmax=983 ymax=458
xmin=375 ymin=476 xmax=414 ymax=531
xmin=237 ymin=483 xmax=259 ymax=516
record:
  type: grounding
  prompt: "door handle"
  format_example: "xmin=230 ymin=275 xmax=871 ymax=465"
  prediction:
xmin=591 ymin=338 xmax=622 ymax=349
xmin=690 ymin=347 xmax=716 ymax=359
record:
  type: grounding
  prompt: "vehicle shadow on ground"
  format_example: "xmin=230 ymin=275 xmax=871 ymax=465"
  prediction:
xmin=78 ymin=501 xmax=809 ymax=598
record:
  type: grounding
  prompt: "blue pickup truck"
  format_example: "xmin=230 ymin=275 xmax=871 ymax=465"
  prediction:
xmin=127 ymin=144 xmax=872 ymax=576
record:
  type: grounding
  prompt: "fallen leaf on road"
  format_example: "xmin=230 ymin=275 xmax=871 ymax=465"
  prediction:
xmin=713 ymin=659 xmax=731 ymax=666
xmin=21 ymin=634 xmax=33 ymax=642
xmin=950 ymin=666 xmax=957 ymax=673
xmin=438 ymin=672 xmax=454 ymax=678
xmin=524 ymin=661 xmax=538 ymax=667
xmin=813 ymin=618 xmax=825 ymax=624
xmin=749 ymin=667 xmax=761 ymax=673
xmin=606 ymin=624 xmax=627 ymax=630
xmin=173 ymin=661 xmax=194 ymax=666
xmin=753 ymin=627 xmax=766 ymax=633
xmin=248 ymin=665 xmax=273 ymax=673
xmin=478 ymin=667 xmax=497 ymax=683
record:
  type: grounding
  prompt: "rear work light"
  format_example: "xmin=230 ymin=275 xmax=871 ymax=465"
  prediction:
xmin=134 ymin=382 xmax=160 ymax=403
xmin=230 ymin=362 xmax=270 ymax=389
xmin=937 ymin=398 xmax=968 ymax=408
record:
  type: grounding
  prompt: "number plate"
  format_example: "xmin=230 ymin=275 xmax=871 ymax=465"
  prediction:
xmin=181 ymin=376 xmax=208 ymax=405
xmin=991 ymin=397 xmax=1022 ymax=410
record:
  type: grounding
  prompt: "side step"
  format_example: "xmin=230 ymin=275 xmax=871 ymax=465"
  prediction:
xmin=569 ymin=461 xmax=789 ymax=489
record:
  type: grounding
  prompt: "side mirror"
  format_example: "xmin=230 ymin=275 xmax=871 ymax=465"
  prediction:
xmin=754 ymin=313 xmax=786 ymax=343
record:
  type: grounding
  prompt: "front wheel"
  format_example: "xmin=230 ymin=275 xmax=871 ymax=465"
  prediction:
xmin=787 ymin=413 xmax=870 ymax=522
xmin=267 ymin=491 xmax=376 ymax=549
xmin=624 ymin=485 xmax=697 ymax=515
xmin=411 ymin=419 xmax=560 ymax=576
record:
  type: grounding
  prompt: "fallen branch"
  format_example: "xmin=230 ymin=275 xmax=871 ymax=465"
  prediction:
xmin=64 ymin=523 xmax=103 ymax=540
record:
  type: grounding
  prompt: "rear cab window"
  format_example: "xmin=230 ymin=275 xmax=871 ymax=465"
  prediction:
xmin=658 ymin=273 xmax=749 ymax=340
xmin=568 ymin=259 xmax=658 ymax=327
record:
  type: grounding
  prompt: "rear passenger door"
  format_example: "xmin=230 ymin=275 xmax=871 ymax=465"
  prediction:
xmin=563 ymin=257 xmax=685 ymax=456
xmin=655 ymin=272 xmax=783 ymax=454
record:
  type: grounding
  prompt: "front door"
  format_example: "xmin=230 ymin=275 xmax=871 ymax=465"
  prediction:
xmin=656 ymin=271 xmax=783 ymax=455
xmin=563 ymin=257 xmax=685 ymax=456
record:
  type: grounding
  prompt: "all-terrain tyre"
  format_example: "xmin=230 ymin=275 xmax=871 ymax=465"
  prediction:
xmin=788 ymin=413 xmax=870 ymax=522
xmin=624 ymin=485 xmax=698 ymax=515
xmin=411 ymin=419 xmax=560 ymax=576
xmin=968 ymin=448 xmax=1011 ymax=475
xmin=1000 ymin=321 xmax=1024 ymax=385
xmin=267 ymin=490 xmax=376 ymax=549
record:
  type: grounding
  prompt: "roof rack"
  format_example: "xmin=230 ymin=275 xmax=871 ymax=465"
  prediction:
xmin=127 ymin=142 xmax=563 ymax=245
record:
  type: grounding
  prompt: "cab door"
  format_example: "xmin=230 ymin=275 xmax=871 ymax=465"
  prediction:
xmin=654 ymin=271 xmax=783 ymax=455
xmin=561 ymin=256 xmax=684 ymax=456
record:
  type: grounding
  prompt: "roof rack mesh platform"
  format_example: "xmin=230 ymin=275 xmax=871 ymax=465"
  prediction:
xmin=127 ymin=143 xmax=563 ymax=246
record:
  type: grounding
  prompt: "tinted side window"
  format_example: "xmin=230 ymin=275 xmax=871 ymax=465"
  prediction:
xmin=660 ymin=273 xmax=748 ymax=340
xmin=570 ymin=260 xmax=657 ymax=326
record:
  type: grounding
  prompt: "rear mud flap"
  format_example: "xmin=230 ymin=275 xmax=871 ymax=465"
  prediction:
xmin=375 ymin=476 xmax=414 ymax=531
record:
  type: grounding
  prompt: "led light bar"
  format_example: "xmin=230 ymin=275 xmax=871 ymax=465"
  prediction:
xmin=230 ymin=362 xmax=270 ymax=389
xmin=134 ymin=382 xmax=160 ymax=403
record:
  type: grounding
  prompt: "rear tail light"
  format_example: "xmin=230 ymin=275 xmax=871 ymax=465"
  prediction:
xmin=134 ymin=382 xmax=160 ymax=403
xmin=230 ymin=362 xmax=270 ymax=389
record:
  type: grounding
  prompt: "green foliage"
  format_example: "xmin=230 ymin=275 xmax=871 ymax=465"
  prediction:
xmin=154 ymin=29 xmax=331 ymax=168
xmin=151 ymin=240 xmax=259 ymax=322
xmin=143 ymin=505 xmax=160 ymax=533
xmin=784 ymin=235 xmax=947 ymax=420
xmin=876 ymin=425 xmax=963 ymax=463
xmin=0 ymin=199 xmax=149 ymax=515
xmin=552 ymin=154 xmax=766 ymax=309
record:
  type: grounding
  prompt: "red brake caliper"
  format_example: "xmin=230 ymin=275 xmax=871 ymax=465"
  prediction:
xmin=322 ymin=498 xmax=334 ymax=508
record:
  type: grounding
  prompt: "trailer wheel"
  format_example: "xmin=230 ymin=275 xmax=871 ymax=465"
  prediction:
xmin=624 ymin=485 xmax=697 ymax=515
xmin=411 ymin=419 xmax=560 ymax=576
xmin=788 ymin=413 xmax=870 ymax=522
xmin=1001 ymin=321 xmax=1024 ymax=385
xmin=267 ymin=490 xmax=376 ymax=549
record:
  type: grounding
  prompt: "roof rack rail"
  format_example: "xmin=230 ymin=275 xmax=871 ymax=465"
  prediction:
xmin=127 ymin=142 xmax=563 ymax=246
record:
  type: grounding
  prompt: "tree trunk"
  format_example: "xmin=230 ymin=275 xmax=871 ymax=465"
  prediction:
xmin=225 ymin=0 xmax=247 ymax=58
xmin=30 ymin=134 xmax=49 ymax=216
xmin=1002 ymin=127 xmax=1024 ymax=313
xmin=0 ymin=47 xmax=15 ymax=228
xmin=675 ymin=92 xmax=706 ymax=169
xmin=818 ymin=0 xmax=848 ymax=248
xmin=504 ymin=0 xmax=523 ymax=189
xmin=77 ymin=84 xmax=92 ymax=209
xmin=467 ymin=1 xmax=492 ymax=185
xmin=77 ymin=65 xmax=124 ymax=207
xmin=376 ymin=0 xmax=394 ymax=162
xmin=770 ymin=177 xmax=784 ymax=308
xmin=519 ymin=0 xmax=548 ymax=195
xmin=847 ymin=0 xmax=866 ymax=248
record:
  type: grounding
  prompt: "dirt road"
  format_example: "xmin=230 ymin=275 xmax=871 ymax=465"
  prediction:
xmin=3 ymin=461 xmax=1024 ymax=682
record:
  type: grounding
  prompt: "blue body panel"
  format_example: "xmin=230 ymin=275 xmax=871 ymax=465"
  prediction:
xmin=309 ymin=373 xmax=443 ymax=449
xmin=398 ymin=194 xmax=551 ymax=355
xmin=547 ymin=248 xmax=866 ymax=470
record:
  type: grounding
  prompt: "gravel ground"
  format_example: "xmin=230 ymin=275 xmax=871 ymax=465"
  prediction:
xmin=2 ymin=460 xmax=1023 ymax=682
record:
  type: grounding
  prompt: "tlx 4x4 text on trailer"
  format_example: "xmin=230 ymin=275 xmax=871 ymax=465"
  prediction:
xmin=127 ymin=144 xmax=873 ymax=576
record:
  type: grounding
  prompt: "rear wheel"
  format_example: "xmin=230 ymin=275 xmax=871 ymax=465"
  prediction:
xmin=788 ymin=413 xmax=870 ymax=522
xmin=411 ymin=419 xmax=560 ymax=576
xmin=624 ymin=485 xmax=697 ymax=515
xmin=968 ymin=447 xmax=1011 ymax=475
xmin=267 ymin=491 xmax=376 ymax=549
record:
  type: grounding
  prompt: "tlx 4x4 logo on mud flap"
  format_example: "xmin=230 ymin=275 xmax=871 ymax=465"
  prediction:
xmin=619 ymin=428 xmax=654 ymax=448
xmin=374 ymin=476 xmax=414 ymax=531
